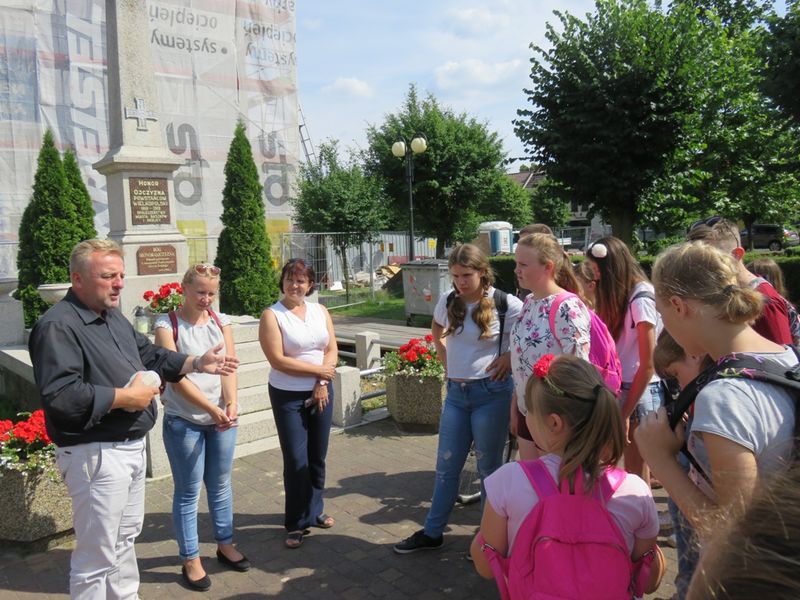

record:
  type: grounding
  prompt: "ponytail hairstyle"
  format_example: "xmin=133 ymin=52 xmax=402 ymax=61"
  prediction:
xmin=585 ymin=236 xmax=647 ymax=340
xmin=652 ymin=242 xmax=763 ymax=325
xmin=525 ymin=354 xmax=624 ymax=491
xmin=516 ymin=232 xmax=583 ymax=296
xmin=444 ymin=244 xmax=496 ymax=340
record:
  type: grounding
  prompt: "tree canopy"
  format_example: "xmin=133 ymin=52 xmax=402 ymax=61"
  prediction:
xmin=365 ymin=86 xmax=530 ymax=257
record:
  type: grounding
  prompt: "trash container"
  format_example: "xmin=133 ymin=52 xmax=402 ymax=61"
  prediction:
xmin=401 ymin=259 xmax=450 ymax=325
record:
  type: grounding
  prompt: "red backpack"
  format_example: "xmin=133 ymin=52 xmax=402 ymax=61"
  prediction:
xmin=480 ymin=461 xmax=641 ymax=600
xmin=548 ymin=292 xmax=622 ymax=396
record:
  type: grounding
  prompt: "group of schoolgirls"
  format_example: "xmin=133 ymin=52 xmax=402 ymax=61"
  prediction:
xmin=395 ymin=218 xmax=800 ymax=600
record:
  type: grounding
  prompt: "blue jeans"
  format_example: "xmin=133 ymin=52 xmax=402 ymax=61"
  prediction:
xmin=163 ymin=414 xmax=238 ymax=560
xmin=669 ymin=449 xmax=699 ymax=598
xmin=621 ymin=381 xmax=665 ymax=423
xmin=269 ymin=383 xmax=334 ymax=532
xmin=423 ymin=376 xmax=513 ymax=538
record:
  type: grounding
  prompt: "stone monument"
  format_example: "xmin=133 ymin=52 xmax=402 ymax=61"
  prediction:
xmin=93 ymin=0 xmax=186 ymax=319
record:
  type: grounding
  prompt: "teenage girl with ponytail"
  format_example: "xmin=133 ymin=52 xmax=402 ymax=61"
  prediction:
xmin=471 ymin=354 xmax=661 ymax=596
xmin=394 ymin=244 xmax=523 ymax=554
xmin=636 ymin=241 xmax=798 ymax=530
xmin=510 ymin=233 xmax=592 ymax=461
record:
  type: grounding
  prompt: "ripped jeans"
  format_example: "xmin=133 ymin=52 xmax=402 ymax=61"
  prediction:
xmin=423 ymin=376 xmax=513 ymax=538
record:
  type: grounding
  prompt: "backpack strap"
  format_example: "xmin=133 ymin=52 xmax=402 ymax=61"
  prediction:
xmin=445 ymin=289 xmax=457 ymax=308
xmin=629 ymin=289 xmax=655 ymax=329
xmin=519 ymin=460 xmax=559 ymax=499
xmin=168 ymin=310 xmax=179 ymax=346
xmin=599 ymin=467 xmax=627 ymax=503
xmin=475 ymin=531 xmax=511 ymax=600
xmin=493 ymin=289 xmax=509 ymax=355
xmin=548 ymin=291 xmax=576 ymax=351
xmin=207 ymin=308 xmax=224 ymax=331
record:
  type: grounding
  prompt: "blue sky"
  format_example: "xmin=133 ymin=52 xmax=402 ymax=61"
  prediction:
xmin=296 ymin=1 xmax=787 ymax=170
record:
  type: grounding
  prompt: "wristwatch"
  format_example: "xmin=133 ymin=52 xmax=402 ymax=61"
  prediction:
xmin=192 ymin=356 xmax=202 ymax=373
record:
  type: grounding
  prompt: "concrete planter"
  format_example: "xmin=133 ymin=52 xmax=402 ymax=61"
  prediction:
xmin=0 ymin=469 xmax=73 ymax=545
xmin=386 ymin=374 xmax=445 ymax=432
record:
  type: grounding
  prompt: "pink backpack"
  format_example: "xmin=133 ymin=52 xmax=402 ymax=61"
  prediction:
xmin=481 ymin=461 xmax=635 ymax=600
xmin=548 ymin=292 xmax=622 ymax=395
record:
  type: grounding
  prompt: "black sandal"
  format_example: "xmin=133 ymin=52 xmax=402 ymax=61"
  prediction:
xmin=285 ymin=530 xmax=305 ymax=549
xmin=314 ymin=514 xmax=335 ymax=529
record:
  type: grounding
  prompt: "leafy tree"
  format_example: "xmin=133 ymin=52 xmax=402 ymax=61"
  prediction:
xmin=16 ymin=130 xmax=82 ymax=326
xmin=63 ymin=149 xmax=97 ymax=241
xmin=215 ymin=121 xmax=279 ymax=316
xmin=761 ymin=1 xmax=800 ymax=125
xmin=364 ymin=85 xmax=523 ymax=257
xmin=527 ymin=178 xmax=571 ymax=229
xmin=294 ymin=140 xmax=390 ymax=300
xmin=514 ymin=0 xmax=708 ymax=245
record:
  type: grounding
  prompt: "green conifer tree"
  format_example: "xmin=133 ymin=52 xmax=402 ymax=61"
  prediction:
xmin=215 ymin=121 xmax=279 ymax=316
xmin=16 ymin=130 xmax=82 ymax=326
xmin=63 ymin=149 xmax=98 ymax=241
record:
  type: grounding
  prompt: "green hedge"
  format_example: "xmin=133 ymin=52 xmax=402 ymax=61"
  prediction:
xmin=489 ymin=254 xmax=800 ymax=303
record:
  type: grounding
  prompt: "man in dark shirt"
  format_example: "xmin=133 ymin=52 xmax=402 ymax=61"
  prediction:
xmin=29 ymin=239 xmax=239 ymax=599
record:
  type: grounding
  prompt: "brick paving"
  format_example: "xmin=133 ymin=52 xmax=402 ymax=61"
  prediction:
xmin=0 ymin=417 xmax=677 ymax=599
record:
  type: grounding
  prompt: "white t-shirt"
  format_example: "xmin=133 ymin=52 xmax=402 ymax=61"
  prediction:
xmin=432 ymin=288 xmax=523 ymax=380
xmin=614 ymin=281 xmax=662 ymax=383
xmin=154 ymin=311 xmax=231 ymax=425
xmin=688 ymin=347 xmax=799 ymax=501
xmin=485 ymin=453 xmax=659 ymax=552
xmin=268 ymin=300 xmax=330 ymax=391
xmin=510 ymin=293 xmax=592 ymax=414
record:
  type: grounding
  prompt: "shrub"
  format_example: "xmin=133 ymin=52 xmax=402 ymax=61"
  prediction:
xmin=63 ymin=149 xmax=98 ymax=242
xmin=16 ymin=130 xmax=83 ymax=327
xmin=215 ymin=121 xmax=279 ymax=316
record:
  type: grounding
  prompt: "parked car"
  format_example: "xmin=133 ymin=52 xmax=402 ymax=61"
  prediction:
xmin=740 ymin=224 xmax=800 ymax=252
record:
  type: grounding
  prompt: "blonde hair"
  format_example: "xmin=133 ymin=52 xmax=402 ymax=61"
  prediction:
xmin=519 ymin=223 xmax=554 ymax=236
xmin=747 ymin=258 xmax=787 ymax=298
xmin=516 ymin=233 xmax=582 ymax=296
xmin=445 ymin=244 xmax=496 ymax=339
xmin=524 ymin=354 xmax=624 ymax=490
xmin=181 ymin=264 xmax=220 ymax=288
xmin=687 ymin=219 xmax=741 ymax=253
xmin=688 ymin=463 xmax=800 ymax=600
xmin=652 ymin=242 xmax=763 ymax=325
xmin=69 ymin=239 xmax=123 ymax=275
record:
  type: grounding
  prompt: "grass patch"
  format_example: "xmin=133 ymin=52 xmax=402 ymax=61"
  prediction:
xmin=329 ymin=296 xmax=406 ymax=321
xmin=361 ymin=374 xmax=387 ymax=413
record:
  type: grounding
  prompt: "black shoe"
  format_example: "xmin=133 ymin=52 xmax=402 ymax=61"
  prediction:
xmin=181 ymin=565 xmax=211 ymax=592
xmin=216 ymin=548 xmax=251 ymax=572
xmin=393 ymin=529 xmax=443 ymax=554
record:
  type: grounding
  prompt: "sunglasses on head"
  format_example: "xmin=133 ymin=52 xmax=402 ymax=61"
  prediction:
xmin=194 ymin=263 xmax=221 ymax=276
xmin=689 ymin=216 xmax=724 ymax=231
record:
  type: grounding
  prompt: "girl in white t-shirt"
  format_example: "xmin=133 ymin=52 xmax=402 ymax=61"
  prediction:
xmin=585 ymin=236 xmax=664 ymax=484
xmin=511 ymin=233 xmax=592 ymax=461
xmin=393 ymin=244 xmax=523 ymax=554
xmin=471 ymin=354 xmax=661 ymax=595
xmin=636 ymin=241 xmax=798 ymax=531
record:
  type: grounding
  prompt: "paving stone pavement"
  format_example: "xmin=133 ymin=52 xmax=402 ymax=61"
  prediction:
xmin=0 ymin=417 xmax=677 ymax=599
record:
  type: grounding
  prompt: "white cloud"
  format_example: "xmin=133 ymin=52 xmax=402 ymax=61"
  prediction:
xmin=321 ymin=77 xmax=374 ymax=98
xmin=446 ymin=7 xmax=512 ymax=35
xmin=435 ymin=58 xmax=523 ymax=91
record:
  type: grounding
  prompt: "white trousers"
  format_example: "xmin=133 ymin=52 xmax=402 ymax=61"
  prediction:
xmin=56 ymin=438 xmax=146 ymax=600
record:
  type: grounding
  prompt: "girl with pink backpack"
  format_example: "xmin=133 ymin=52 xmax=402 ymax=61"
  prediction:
xmin=471 ymin=354 xmax=664 ymax=599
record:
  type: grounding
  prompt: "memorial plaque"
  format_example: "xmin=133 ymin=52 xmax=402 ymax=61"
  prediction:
xmin=130 ymin=177 xmax=170 ymax=225
xmin=137 ymin=245 xmax=177 ymax=275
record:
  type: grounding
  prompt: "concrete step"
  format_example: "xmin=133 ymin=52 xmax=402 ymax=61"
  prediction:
xmin=236 ymin=361 xmax=270 ymax=390
xmin=228 ymin=316 xmax=260 ymax=344
xmin=237 ymin=384 xmax=270 ymax=415
xmin=235 ymin=339 xmax=265 ymax=366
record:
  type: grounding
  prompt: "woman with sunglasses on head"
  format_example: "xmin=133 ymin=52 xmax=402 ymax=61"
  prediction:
xmin=259 ymin=258 xmax=338 ymax=550
xmin=585 ymin=237 xmax=664 ymax=485
xmin=154 ymin=263 xmax=248 ymax=592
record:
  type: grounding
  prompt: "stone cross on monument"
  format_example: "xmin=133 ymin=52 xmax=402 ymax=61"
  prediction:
xmin=93 ymin=0 xmax=188 ymax=320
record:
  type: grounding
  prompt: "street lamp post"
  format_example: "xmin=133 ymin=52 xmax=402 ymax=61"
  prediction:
xmin=392 ymin=134 xmax=427 ymax=262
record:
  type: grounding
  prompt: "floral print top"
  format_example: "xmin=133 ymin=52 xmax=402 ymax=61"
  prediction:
xmin=510 ymin=293 xmax=592 ymax=414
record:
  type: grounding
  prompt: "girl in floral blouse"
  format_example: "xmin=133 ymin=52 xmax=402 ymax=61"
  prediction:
xmin=510 ymin=233 xmax=592 ymax=460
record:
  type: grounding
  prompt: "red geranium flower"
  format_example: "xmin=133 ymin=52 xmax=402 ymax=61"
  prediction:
xmin=406 ymin=350 xmax=419 ymax=362
xmin=424 ymin=334 xmax=433 ymax=343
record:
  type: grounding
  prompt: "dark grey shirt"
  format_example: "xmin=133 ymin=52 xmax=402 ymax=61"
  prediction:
xmin=29 ymin=289 xmax=188 ymax=447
